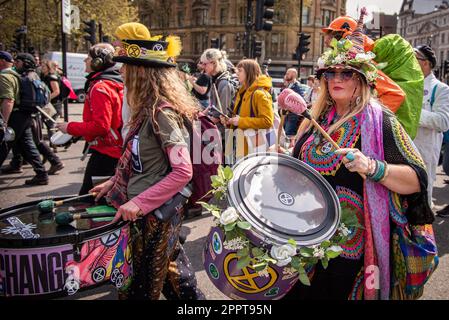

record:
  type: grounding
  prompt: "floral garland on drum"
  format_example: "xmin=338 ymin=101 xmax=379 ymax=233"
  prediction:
xmin=199 ymin=166 xmax=362 ymax=286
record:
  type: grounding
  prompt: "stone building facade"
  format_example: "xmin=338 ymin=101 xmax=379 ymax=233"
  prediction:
xmin=136 ymin=0 xmax=346 ymax=78
xmin=398 ymin=0 xmax=449 ymax=73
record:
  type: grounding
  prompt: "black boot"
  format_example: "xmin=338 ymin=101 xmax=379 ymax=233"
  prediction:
xmin=1 ymin=164 xmax=23 ymax=174
xmin=437 ymin=205 xmax=449 ymax=218
xmin=48 ymin=162 xmax=65 ymax=175
xmin=25 ymin=174 xmax=49 ymax=185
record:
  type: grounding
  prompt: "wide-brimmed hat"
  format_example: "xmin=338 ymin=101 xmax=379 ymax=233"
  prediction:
xmin=316 ymin=8 xmax=381 ymax=86
xmin=113 ymin=22 xmax=182 ymax=68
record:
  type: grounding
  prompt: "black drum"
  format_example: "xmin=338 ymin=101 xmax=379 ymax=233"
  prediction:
xmin=0 ymin=196 xmax=132 ymax=298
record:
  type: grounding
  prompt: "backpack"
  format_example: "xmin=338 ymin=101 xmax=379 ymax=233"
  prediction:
xmin=153 ymin=107 xmax=222 ymax=206
xmin=59 ymin=76 xmax=72 ymax=100
xmin=18 ymin=71 xmax=50 ymax=112
xmin=215 ymin=71 xmax=239 ymax=111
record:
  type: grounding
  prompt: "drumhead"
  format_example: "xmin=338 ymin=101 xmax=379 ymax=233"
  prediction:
xmin=0 ymin=196 xmax=127 ymax=248
xmin=228 ymin=153 xmax=340 ymax=247
xmin=50 ymin=131 xmax=73 ymax=146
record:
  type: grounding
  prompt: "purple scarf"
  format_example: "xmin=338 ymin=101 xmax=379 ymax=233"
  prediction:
xmin=361 ymin=101 xmax=390 ymax=300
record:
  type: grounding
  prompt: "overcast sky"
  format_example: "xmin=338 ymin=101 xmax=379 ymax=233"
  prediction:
xmin=346 ymin=0 xmax=403 ymax=18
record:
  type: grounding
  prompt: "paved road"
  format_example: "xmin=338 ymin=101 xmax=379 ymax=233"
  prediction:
xmin=0 ymin=103 xmax=447 ymax=300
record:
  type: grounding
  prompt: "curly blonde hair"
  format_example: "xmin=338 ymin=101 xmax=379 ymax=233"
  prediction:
xmin=123 ymin=65 xmax=200 ymax=128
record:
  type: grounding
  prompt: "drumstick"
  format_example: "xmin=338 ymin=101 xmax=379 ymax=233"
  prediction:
xmin=276 ymin=111 xmax=287 ymax=150
xmin=55 ymin=211 xmax=116 ymax=226
xmin=209 ymin=104 xmax=230 ymax=120
xmin=35 ymin=106 xmax=57 ymax=124
xmin=212 ymin=84 xmax=228 ymax=118
xmin=37 ymin=193 xmax=98 ymax=213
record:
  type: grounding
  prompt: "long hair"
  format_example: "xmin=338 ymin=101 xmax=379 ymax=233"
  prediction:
xmin=41 ymin=59 xmax=58 ymax=75
xmin=124 ymin=65 xmax=200 ymax=128
xmin=297 ymin=74 xmax=371 ymax=138
xmin=237 ymin=59 xmax=261 ymax=89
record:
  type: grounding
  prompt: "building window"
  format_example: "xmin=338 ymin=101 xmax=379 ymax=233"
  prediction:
xmin=220 ymin=34 xmax=226 ymax=50
xmin=178 ymin=10 xmax=185 ymax=27
xmin=442 ymin=33 xmax=446 ymax=44
xmin=322 ymin=10 xmax=335 ymax=27
xmin=192 ymin=32 xmax=208 ymax=54
xmin=220 ymin=8 xmax=227 ymax=24
xmin=239 ymin=6 xmax=246 ymax=24
xmin=270 ymin=34 xmax=279 ymax=57
xmin=302 ymin=7 xmax=310 ymax=25
xmin=193 ymin=9 xmax=208 ymax=26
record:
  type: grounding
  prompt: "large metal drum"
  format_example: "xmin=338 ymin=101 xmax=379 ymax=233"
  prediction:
xmin=203 ymin=153 xmax=341 ymax=300
xmin=0 ymin=196 xmax=132 ymax=298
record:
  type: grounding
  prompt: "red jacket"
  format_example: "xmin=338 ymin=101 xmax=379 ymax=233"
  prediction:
xmin=67 ymin=74 xmax=124 ymax=159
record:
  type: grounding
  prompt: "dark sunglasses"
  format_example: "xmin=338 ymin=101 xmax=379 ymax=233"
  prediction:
xmin=323 ymin=70 xmax=355 ymax=81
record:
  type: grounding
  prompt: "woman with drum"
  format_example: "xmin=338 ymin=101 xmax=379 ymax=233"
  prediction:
xmin=222 ymin=59 xmax=274 ymax=160
xmin=284 ymin=13 xmax=436 ymax=300
xmin=90 ymin=23 xmax=204 ymax=300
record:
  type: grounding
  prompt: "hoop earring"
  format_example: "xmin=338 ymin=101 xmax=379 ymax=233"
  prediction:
xmin=355 ymin=96 xmax=361 ymax=106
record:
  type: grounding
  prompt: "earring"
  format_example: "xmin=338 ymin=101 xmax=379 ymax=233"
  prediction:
xmin=355 ymin=96 xmax=361 ymax=106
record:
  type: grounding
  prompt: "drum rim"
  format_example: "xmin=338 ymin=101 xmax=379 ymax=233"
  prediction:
xmin=228 ymin=153 xmax=341 ymax=247
xmin=0 ymin=195 xmax=128 ymax=248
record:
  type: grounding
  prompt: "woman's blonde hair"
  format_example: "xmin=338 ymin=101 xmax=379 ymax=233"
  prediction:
xmin=237 ymin=59 xmax=261 ymax=89
xmin=200 ymin=48 xmax=227 ymax=74
xmin=41 ymin=59 xmax=58 ymax=75
xmin=124 ymin=65 xmax=200 ymax=128
xmin=297 ymin=73 xmax=371 ymax=138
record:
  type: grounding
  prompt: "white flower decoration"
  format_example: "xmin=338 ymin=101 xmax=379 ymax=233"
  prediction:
xmin=271 ymin=244 xmax=296 ymax=267
xmin=355 ymin=52 xmax=375 ymax=62
xmin=220 ymin=207 xmax=239 ymax=225
xmin=223 ymin=237 xmax=246 ymax=250
xmin=327 ymin=245 xmax=343 ymax=253
xmin=313 ymin=247 xmax=326 ymax=259
xmin=338 ymin=223 xmax=351 ymax=237
xmin=257 ymin=269 xmax=270 ymax=278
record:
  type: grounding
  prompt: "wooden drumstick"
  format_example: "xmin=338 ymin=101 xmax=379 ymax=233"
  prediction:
xmin=55 ymin=211 xmax=116 ymax=226
xmin=35 ymin=106 xmax=57 ymax=124
xmin=37 ymin=193 xmax=98 ymax=213
xmin=276 ymin=110 xmax=287 ymax=150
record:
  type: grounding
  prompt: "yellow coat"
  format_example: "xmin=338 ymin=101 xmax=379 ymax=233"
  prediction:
xmin=231 ymin=75 xmax=274 ymax=157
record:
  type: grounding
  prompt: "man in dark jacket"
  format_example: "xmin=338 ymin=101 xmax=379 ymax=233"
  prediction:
xmin=57 ymin=43 xmax=124 ymax=195
xmin=282 ymin=68 xmax=309 ymax=138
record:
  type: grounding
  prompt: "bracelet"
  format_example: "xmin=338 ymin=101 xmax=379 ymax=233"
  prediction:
xmin=378 ymin=161 xmax=390 ymax=183
xmin=366 ymin=158 xmax=377 ymax=178
xmin=368 ymin=159 xmax=386 ymax=182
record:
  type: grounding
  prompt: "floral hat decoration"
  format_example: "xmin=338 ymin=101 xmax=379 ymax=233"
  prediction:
xmin=316 ymin=8 xmax=384 ymax=85
xmin=113 ymin=22 xmax=182 ymax=68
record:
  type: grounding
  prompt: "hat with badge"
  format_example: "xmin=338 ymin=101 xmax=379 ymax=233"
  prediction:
xmin=113 ymin=22 xmax=182 ymax=68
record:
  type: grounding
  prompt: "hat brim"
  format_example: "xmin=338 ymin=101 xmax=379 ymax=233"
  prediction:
xmin=113 ymin=56 xmax=176 ymax=68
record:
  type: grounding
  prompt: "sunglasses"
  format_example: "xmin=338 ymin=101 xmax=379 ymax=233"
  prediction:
xmin=323 ymin=70 xmax=356 ymax=81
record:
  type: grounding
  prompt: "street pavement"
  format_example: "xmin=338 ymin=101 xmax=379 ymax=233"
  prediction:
xmin=0 ymin=103 xmax=447 ymax=300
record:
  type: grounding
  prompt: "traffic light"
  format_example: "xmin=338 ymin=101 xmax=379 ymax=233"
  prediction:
xmin=210 ymin=38 xmax=219 ymax=49
xmin=12 ymin=26 xmax=27 ymax=52
xmin=83 ymin=20 xmax=97 ymax=45
xmin=444 ymin=60 xmax=449 ymax=76
xmin=297 ymin=32 xmax=311 ymax=59
xmin=252 ymin=40 xmax=263 ymax=58
xmin=255 ymin=0 xmax=275 ymax=32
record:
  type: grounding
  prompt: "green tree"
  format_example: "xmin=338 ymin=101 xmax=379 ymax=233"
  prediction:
xmin=0 ymin=0 xmax=138 ymax=55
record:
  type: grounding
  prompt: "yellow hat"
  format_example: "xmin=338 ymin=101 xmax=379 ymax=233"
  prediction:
xmin=113 ymin=22 xmax=182 ymax=68
xmin=115 ymin=23 xmax=152 ymax=41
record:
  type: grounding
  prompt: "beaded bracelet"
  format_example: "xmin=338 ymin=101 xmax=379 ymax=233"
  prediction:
xmin=367 ymin=159 xmax=387 ymax=182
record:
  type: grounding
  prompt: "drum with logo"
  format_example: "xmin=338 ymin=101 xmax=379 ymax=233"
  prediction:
xmin=203 ymin=153 xmax=341 ymax=300
xmin=0 ymin=196 xmax=132 ymax=298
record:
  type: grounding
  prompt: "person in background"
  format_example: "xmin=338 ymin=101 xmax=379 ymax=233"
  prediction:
xmin=188 ymin=60 xmax=211 ymax=109
xmin=56 ymin=43 xmax=124 ymax=195
xmin=282 ymin=68 xmax=309 ymax=139
xmin=222 ymin=59 xmax=274 ymax=159
xmin=413 ymin=45 xmax=449 ymax=210
xmin=41 ymin=59 xmax=62 ymax=144
xmin=0 ymin=53 xmax=49 ymax=185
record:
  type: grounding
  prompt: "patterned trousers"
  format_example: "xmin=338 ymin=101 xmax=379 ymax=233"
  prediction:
xmin=118 ymin=209 xmax=204 ymax=300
